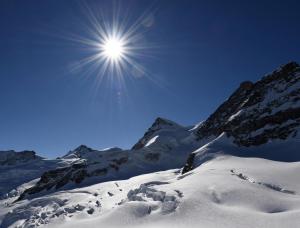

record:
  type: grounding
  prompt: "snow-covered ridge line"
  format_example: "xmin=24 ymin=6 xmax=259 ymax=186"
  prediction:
xmin=182 ymin=61 xmax=300 ymax=173
xmin=1 ymin=62 xmax=300 ymax=228
xmin=2 ymin=156 xmax=300 ymax=228
xmin=2 ymin=61 xmax=300 ymax=200
xmin=14 ymin=116 xmax=199 ymax=201
xmin=194 ymin=61 xmax=300 ymax=146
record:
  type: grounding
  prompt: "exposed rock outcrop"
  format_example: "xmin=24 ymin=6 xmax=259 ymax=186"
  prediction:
xmin=11 ymin=62 xmax=300 ymax=200
xmin=182 ymin=62 xmax=300 ymax=174
xmin=195 ymin=62 xmax=300 ymax=146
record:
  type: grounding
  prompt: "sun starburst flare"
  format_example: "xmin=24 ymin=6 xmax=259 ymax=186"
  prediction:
xmin=66 ymin=2 xmax=159 ymax=91
xmin=101 ymin=37 xmax=125 ymax=60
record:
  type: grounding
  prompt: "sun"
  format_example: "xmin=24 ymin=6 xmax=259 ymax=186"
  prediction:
xmin=102 ymin=37 xmax=125 ymax=60
xmin=68 ymin=2 xmax=156 ymax=84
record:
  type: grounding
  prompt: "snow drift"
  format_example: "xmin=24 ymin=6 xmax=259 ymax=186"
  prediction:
xmin=0 ymin=62 xmax=300 ymax=228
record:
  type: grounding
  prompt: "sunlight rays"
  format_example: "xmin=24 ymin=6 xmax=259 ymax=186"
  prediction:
xmin=66 ymin=1 xmax=159 ymax=92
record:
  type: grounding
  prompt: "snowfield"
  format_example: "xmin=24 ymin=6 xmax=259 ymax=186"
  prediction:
xmin=1 ymin=62 xmax=299 ymax=227
xmin=1 ymin=155 xmax=300 ymax=228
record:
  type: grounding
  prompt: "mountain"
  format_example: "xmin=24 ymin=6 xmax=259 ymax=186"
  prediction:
xmin=131 ymin=117 xmax=185 ymax=150
xmin=0 ymin=150 xmax=75 ymax=199
xmin=0 ymin=62 xmax=299 ymax=228
xmin=182 ymin=61 xmax=300 ymax=173
xmin=2 ymin=154 xmax=300 ymax=228
xmin=195 ymin=62 xmax=300 ymax=146
xmin=16 ymin=117 xmax=199 ymax=201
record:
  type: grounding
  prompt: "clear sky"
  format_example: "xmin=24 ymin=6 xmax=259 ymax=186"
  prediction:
xmin=1 ymin=0 xmax=300 ymax=158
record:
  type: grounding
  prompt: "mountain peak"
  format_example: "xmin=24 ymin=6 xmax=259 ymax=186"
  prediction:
xmin=63 ymin=145 xmax=95 ymax=159
xmin=131 ymin=117 xmax=182 ymax=150
xmin=74 ymin=145 xmax=93 ymax=152
xmin=195 ymin=61 xmax=300 ymax=146
xmin=259 ymin=61 xmax=299 ymax=84
xmin=239 ymin=81 xmax=254 ymax=90
xmin=152 ymin=117 xmax=180 ymax=128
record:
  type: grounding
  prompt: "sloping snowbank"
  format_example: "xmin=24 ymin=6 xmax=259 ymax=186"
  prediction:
xmin=2 ymin=155 xmax=300 ymax=228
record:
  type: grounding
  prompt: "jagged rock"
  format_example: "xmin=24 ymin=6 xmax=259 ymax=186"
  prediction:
xmin=87 ymin=208 xmax=94 ymax=214
xmin=16 ymin=117 xmax=194 ymax=201
xmin=13 ymin=62 xmax=300 ymax=202
xmin=72 ymin=169 xmax=88 ymax=184
xmin=111 ymin=157 xmax=128 ymax=165
xmin=17 ymin=162 xmax=89 ymax=201
xmin=144 ymin=152 xmax=160 ymax=161
xmin=180 ymin=62 xmax=300 ymax=173
xmin=181 ymin=153 xmax=195 ymax=174
xmin=195 ymin=62 xmax=300 ymax=146
xmin=63 ymin=145 xmax=97 ymax=159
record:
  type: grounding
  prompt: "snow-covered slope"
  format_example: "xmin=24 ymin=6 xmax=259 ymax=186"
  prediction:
xmin=0 ymin=150 xmax=74 ymax=199
xmin=0 ymin=62 xmax=300 ymax=228
xmin=183 ymin=62 xmax=300 ymax=173
xmin=1 ymin=154 xmax=300 ymax=228
xmin=16 ymin=117 xmax=200 ymax=201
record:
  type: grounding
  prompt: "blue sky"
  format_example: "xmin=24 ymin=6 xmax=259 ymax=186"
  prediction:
xmin=1 ymin=0 xmax=300 ymax=158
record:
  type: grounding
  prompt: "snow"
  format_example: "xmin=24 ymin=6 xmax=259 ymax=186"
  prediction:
xmin=1 ymin=130 xmax=299 ymax=228
xmin=57 ymin=156 xmax=300 ymax=228
xmin=228 ymin=110 xmax=243 ymax=121
xmin=1 ymin=120 xmax=299 ymax=228
xmin=191 ymin=132 xmax=300 ymax=167
xmin=145 ymin=136 xmax=159 ymax=147
xmin=1 ymin=152 xmax=300 ymax=228
xmin=0 ymin=63 xmax=299 ymax=227
xmin=0 ymin=158 xmax=73 ymax=199
xmin=189 ymin=121 xmax=204 ymax=131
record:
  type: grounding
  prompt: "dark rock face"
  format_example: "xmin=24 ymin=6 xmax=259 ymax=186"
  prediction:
xmin=17 ymin=118 xmax=189 ymax=201
xmin=195 ymin=62 xmax=300 ymax=146
xmin=181 ymin=153 xmax=195 ymax=174
xmin=144 ymin=152 xmax=160 ymax=161
xmin=17 ymin=150 xmax=129 ymax=201
xmin=111 ymin=157 xmax=128 ymax=166
xmin=17 ymin=162 xmax=87 ymax=201
xmin=63 ymin=145 xmax=97 ymax=159
xmin=182 ymin=62 xmax=300 ymax=174
xmin=16 ymin=62 xmax=300 ymax=198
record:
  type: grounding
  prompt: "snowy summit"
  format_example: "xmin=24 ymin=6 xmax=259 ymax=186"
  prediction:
xmin=0 ymin=62 xmax=300 ymax=228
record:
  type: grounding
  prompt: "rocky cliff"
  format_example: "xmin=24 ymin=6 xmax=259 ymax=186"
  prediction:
xmin=182 ymin=62 xmax=300 ymax=173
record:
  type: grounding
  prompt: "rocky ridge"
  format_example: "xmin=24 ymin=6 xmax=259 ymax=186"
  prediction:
xmin=195 ymin=62 xmax=300 ymax=146
xmin=182 ymin=62 xmax=300 ymax=173
xmin=2 ymin=62 xmax=300 ymax=201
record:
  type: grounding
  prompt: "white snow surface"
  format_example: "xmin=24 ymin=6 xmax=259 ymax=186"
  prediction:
xmin=0 ymin=158 xmax=74 ymax=199
xmin=1 ymin=155 xmax=300 ymax=228
xmin=1 ymin=117 xmax=300 ymax=228
xmin=1 ymin=134 xmax=300 ymax=228
xmin=1 ymin=64 xmax=300 ymax=227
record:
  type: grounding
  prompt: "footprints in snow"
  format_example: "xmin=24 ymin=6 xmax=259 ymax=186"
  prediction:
xmin=207 ymin=169 xmax=297 ymax=214
xmin=107 ymin=192 xmax=114 ymax=197
xmin=174 ymin=189 xmax=184 ymax=198
xmin=230 ymin=169 xmax=296 ymax=195
xmin=107 ymin=182 xmax=123 ymax=197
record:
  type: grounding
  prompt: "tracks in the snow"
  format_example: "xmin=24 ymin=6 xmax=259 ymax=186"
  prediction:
xmin=230 ymin=169 xmax=296 ymax=195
